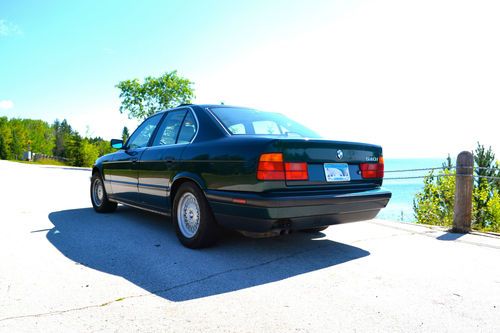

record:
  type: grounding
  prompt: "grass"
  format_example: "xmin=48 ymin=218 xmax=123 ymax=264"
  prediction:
xmin=10 ymin=158 xmax=68 ymax=166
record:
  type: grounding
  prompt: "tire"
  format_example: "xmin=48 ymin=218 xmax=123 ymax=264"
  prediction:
xmin=301 ymin=226 xmax=329 ymax=233
xmin=90 ymin=173 xmax=117 ymax=213
xmin=173 ymin=182 xmax=218 ymax=249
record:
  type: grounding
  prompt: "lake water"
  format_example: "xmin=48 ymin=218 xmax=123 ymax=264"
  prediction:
xmin=377 ymin=158 xmax=445 ymax=222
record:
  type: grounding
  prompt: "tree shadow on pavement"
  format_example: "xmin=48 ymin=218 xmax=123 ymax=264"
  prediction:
xmin=437 ymin=232 xmax=465 ymax=241
xmin=47 ymin=207 xmax=370 ymax=302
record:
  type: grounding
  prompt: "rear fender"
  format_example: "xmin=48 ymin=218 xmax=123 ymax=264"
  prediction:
xmin=170 ymin=172 xmax=207 ymax=205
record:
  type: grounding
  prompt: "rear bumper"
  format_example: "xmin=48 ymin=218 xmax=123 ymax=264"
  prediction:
xmin=205 ymin=188 xmax=392 ymax=232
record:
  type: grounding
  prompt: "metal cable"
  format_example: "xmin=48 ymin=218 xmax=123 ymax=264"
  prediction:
xmin=385 ymin=167 xmax=453 ymax=173
xmin=475 ymin=166 xmax=500 ymax=171
xmin=384 ymin=174 xmax=457 ymax=180
xmin=384 ymin=175 xmax=500 ymax=181
xmin=385 ymin=166 xmax=499 ymax=174
xmin=475 ymin=175 xmax=500 ymax=180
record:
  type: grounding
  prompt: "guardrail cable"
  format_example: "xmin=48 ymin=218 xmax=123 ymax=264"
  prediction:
xmin=384 ymin=167 xmax=454 ymax=173
xmin=475 ymin=175 xmax=500 ymax=180
xmin=385 ymin=166 xmax=499 ymax=173
xmin=383 ymin=165 xmax=500 ymax=181
xmin=384 ymin=174 xmax=457 ymax=180
xmin=474 ymin=166 xmax=500 ymax=171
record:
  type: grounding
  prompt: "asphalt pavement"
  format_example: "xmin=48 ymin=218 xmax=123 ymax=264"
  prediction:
xmin=0 ymin=160 xmax=499 ymax=332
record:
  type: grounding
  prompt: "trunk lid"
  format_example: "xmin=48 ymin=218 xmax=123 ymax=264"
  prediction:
xmin=271 ymin=139 xmax=383 ymax=189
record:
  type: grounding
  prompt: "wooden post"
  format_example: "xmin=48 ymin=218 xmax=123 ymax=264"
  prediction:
xmin=452 ymin=151 xmax=473 ymax=233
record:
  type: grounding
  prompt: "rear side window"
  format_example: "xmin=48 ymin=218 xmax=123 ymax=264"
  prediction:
xmin=177 ymin=112 xmax=197 ymax=144
xmin=152 ymin=109 xmax=197 ymax=146
xmin=210 ymin=107 xmax=321 ymax=138
xmin=152 ymin=110 xmax=187 ymax=146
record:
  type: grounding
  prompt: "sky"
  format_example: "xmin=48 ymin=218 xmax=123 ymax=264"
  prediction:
xmin=0 ymin=0 xmax=499 ymax=159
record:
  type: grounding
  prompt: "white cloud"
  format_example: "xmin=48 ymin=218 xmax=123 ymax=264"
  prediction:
xmin=0 ymin=100 xmax=14 ymax=109
xmin=0 ymin=19 xmax=22 ymax=37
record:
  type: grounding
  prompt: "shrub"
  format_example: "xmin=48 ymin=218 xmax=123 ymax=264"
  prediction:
xmin=414 ymin=143 xmax=500 ymax=232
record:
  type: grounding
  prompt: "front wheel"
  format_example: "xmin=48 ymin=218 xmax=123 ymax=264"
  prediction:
xmin=173 ymin=182 xmax=218 ymax=249
xmin=90 ymin=173 xmax=117 ymax=213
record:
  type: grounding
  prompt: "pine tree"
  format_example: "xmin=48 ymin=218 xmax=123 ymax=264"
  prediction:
xmin=122 ymin=126 xmax=130 ymax=143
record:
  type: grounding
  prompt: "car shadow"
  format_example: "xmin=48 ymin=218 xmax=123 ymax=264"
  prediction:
xmin=47 ymin=207 xmax=370 ymax=302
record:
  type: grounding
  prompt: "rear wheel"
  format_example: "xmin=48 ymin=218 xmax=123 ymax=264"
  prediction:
xmin=90 ymin=173 xmax=117 ymax=213
xmin=173 ymin=182 xmax=218 ymax=248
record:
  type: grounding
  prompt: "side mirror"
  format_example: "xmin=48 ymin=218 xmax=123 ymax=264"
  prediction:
xmin=110 ymin=139 xmax=124 ymax=149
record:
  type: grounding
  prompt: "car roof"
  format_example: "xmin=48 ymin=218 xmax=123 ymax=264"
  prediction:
xmin=152 ymin=104 xmax=254 ymax=116
xmin=196 ymin=104 xmax=249 ymax=109
xmin=177 ymin=104 xmax=255 ymax=109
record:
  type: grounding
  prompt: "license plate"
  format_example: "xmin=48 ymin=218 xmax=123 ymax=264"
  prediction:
xmin=324 ymin=163 xmax=350 ymax=182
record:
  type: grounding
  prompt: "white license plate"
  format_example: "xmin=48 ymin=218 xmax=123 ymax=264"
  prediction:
xmin=324 ymin=163 xmax=350 ymax=182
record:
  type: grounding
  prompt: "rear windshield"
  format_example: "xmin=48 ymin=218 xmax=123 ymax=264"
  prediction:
xmin=210 ymin=107 xmax=322 ymax=138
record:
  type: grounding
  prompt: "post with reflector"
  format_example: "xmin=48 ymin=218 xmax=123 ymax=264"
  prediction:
xmin=452 ymin=151 xmax=473 ymax=233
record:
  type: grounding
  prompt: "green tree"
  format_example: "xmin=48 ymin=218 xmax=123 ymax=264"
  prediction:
xmin=81 ymin=139 xmax=99 ymax=167
xmin=53 ymin=119 xmax=73 ymax=157
xmin=0 ymin=117 xmax=55 ymax=160
xmin=0 ymin=117 xmax=13 ymax=159
xmin=413 ymin=168 xmax=456 ymax=227
xmin=116 ymin=71 xmax=195 ymax=120
xmin=23 ymin=119 xmax=54 ymax=155
xmin=414 ymin=142 xmax=500 ymax=232
xmin=66 ymin=133 xmax=84 ymax=166
xmin=488 ymin=194 xmax=500 ymax=231
xmin=0 ymin=116 xmax=115 ymax=166
xmin=473 ymin=143 xmax=499 ymax=228
xmin=8 ymin=119 xmax=28 ymax=159
xmin=88 ymin=137 xmax=113 ymax=157
xmin=122 ymin=126 xmax=130 ymax=143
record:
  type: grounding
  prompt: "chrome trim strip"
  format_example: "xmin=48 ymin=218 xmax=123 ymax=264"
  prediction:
xmin=103 ymin=160 xmax=139 ymax=165
xmin=108 ymin=199 xmax=170 ymax=216
xmin=137 ymin=183 xmax=169 ymax=190
xmin=205 ymin=107 xmax=231 ymax=136
xmin=109 ymin=179 xmax=137 ymax=186
xmin=138 ymin=159 xmax=245 ymax=163
xmin=186 ymin=106 xmax=200 ymax=143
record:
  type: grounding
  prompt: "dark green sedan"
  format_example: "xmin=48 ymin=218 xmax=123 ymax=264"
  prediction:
xmin=90 ymin=104 xmax=391 ymax=248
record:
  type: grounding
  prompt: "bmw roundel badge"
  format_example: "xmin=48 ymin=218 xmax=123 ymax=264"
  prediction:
xmin=337 ymin=149 xmax=343 ymax=160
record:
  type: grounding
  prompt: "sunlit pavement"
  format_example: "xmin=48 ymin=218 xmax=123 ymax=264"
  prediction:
xmin=1 ymin=160 xmax=499 ymax=333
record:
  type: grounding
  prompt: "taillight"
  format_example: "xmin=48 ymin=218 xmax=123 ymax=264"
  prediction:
xmin=360 ymin=157 xmax=384 ymax=179
xmin=257 ymin=153 xmax=285 ymax=180
xmin=257 ymin=153 xmax=309 ymax=181
xmin=285 ymin=162 xmax=308 ymax=180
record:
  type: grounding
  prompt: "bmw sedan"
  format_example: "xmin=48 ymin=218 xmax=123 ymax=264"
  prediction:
xmin=90 ymin=104 xmax=391 ymax=248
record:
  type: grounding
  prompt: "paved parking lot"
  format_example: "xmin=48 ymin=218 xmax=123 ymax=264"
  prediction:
xmin=1 ymin=160 xmax=500 ymax=332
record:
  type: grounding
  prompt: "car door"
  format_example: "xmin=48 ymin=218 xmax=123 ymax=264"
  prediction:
xmin=137 ymin=109 xmax=198 ymax=212
xmin=106 ymin=113 xmax=163 ymax=203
